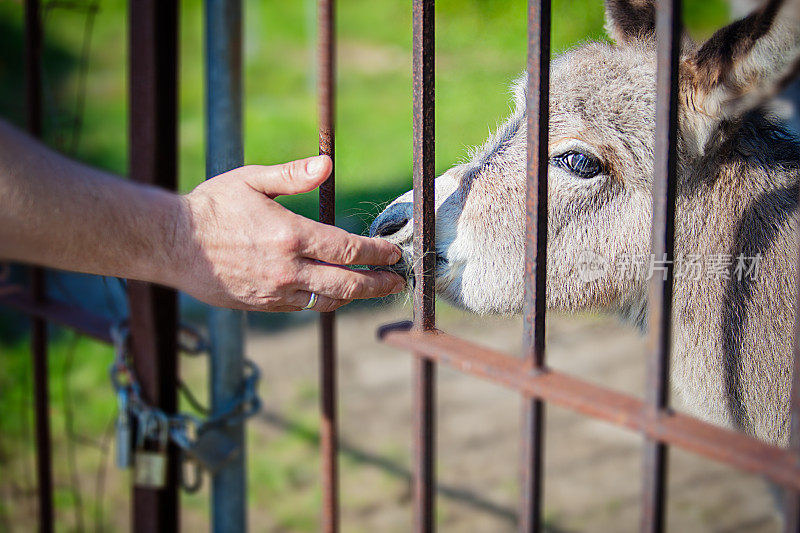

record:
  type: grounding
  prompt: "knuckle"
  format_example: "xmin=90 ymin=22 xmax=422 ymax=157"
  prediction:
xmin=279 ymin=160 xmax=303 ymax=185
xmin=284 ymin=235 xmax=303 ymax=254
xmin=272 ymin=265 xmax=297 ymax=289
xmin=340 ymin=280 xmax=362 ymax=300
xmin=276 ymin=228 xmax=302 ymax=253
xmin=341 ymin=239 xmax=363 ymax=265
xmin=237 ymin=165 xmax=259 ymax=182
xmin=278 ymin=162 xmax=295 ymax=183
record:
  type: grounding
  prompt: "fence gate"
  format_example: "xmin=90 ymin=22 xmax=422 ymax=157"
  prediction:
xmin=3 ymin=0 xmax=182 ymax=531
xmin=373 ymin=1 xmax=800 ymax=533
xmin=5 ymin=1 xmax=800 ymax=532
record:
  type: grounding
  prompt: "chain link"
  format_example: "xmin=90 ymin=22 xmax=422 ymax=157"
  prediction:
xmin=109 ymin=321 xmax=261 ymax=493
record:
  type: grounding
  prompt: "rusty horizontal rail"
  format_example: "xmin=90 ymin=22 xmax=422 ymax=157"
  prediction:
xmin=0 ymin=284 xmax=113 ymax=344
xmin=378 ymin=324 xmax=800 ymax=492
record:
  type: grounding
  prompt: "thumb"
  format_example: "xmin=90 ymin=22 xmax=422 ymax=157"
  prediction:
xmin=244 ymin=155 xmax=332 ymax=197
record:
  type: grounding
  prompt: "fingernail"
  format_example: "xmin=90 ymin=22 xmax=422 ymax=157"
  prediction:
xmin=306 ymin=156 xmax=326 ymax=176
xmin=391 ymin=246 xmax=402 ymax=263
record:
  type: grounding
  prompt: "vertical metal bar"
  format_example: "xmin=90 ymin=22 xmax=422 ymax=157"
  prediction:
xmin=412 ymin=0 xmax=436 ymax=531
xmin=24 ymin=0 xmax=42 ymax=138
xmin=317 ymin=1 xmax=339 ymax=532
xmin=786 ymin=76 xmax=800 ymax=532
xmin=520 ymin=1 xmax=550 ymax=532
xmin=24 ymin=1 xmax=54 ymax=531
xmin=787 ymin=297 xmax=800 ymax=531
xmin=641 ymin=0 xmax=681 ymax=531
xmin=205 ymin=1 xmax=247 ymax=531
xmin=128 ymin=1 xmax=180 ymax=531
xmin=787 ymin=205 xmax=800 ymax=527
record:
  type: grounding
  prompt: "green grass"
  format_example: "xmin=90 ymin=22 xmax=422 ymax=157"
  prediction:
xmin=0 ymin=331 xmax=118 ymax=530
xmin=0 ymin=0 xmax=729 ymax=530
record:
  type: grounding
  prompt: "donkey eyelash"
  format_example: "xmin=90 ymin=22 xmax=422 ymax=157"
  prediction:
xmin=551 ymin=150 xmax=604 ymax=179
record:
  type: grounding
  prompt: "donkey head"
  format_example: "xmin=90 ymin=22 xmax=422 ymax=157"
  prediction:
xmin=370 ymin=0 xmax=800 ymax=317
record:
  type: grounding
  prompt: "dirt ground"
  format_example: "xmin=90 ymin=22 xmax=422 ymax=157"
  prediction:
xmin=243 ymin=302 xmax=779 ymax=533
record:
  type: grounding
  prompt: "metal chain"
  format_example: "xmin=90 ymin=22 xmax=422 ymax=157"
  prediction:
xmin=109 ymin=321 xmax=261 ymax=493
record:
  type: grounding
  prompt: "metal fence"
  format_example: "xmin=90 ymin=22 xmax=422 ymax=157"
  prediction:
xmin=5 ymin=0 xmax=800 ymax=532
xmin=375 ymin=1 xmax=800 ymax=533
xmin=5 ymin=1 xmax=182 ymax=531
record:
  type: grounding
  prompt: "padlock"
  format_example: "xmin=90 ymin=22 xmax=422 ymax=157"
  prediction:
xmin=134 ymin=413 xmax=168 ymax=489
xmin=171 ymin=423 xmax=240 ymax=474
xmin=114 ymin=388 xmax=132 ymax=469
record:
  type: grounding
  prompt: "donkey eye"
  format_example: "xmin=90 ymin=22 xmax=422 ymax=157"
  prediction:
xmin=552 ymin=151 xmax=602 ymax=179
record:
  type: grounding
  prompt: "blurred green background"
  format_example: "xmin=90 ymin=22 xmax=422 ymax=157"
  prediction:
xmin=0 ymin=0 xmax=729 ymax=227
xmin=0 ymin=0 xmax=728 ymax=530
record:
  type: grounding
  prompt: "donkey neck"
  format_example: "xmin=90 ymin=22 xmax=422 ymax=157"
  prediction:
xmin=676 ymin=112 xmax=800 ymax=261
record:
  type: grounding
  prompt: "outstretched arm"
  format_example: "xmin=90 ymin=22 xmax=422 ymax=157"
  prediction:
xmin=0 ymin=120 xmax=405 ymax=312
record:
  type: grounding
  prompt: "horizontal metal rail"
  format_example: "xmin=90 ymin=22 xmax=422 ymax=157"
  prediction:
xmin=378 ymin=324 xmax=800 ymax=492
xmin=0 ymin=285 xmax=113 ymax=344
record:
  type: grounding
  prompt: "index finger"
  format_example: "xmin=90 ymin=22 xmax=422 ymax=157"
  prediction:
xmin=295 ymin=217 xmax=402 ymax=266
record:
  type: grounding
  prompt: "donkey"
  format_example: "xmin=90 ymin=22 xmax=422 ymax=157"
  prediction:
xmin=370 ymin=0 xmax=800 ymax=447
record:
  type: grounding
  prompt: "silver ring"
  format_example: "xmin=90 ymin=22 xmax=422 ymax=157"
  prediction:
xmin=302 ymin=292 xmax=318 ymax=310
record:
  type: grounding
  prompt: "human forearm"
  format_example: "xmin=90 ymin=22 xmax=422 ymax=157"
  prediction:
xmin=0 ymin=119 xmax=183 ymax=284
xmin=0 ymin=120 xmax=405 ymax=312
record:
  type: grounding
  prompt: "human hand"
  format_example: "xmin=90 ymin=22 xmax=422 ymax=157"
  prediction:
xmin=173 ymin=155 xmax=405 ymax=312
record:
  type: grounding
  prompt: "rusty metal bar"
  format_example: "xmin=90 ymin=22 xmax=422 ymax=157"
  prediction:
xmin=379 ymin=326 xmax=800 ymax=491
xmin=24 ymin=0 xmax=42 ymax=137
xmin=787 ymin=48 xmax=800 ymax=533
xmin=788 ymin=302 xmax=800 ymax=531
xmin=412 ymin=0 xmax=436 ymax=531
xmin=128 ymin=1 xmax=180 ymax=531
xmin=521 ymin=0 xmax=550 ymax=531
xmin=0 ymin=288 xmax=113 ymax=344
xmin=788 ymin=254 xmax=800 ymax=515
xmin=642 ymin=0 xmax=681 ymax=531
xmin=24 ymin=1 xmax=54 ymax=530
xmin=317 ymin=1 xmax=339 ymax=531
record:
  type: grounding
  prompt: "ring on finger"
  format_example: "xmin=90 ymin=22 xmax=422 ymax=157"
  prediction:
xmin=301 ymin=291 xmax=318 ymax=310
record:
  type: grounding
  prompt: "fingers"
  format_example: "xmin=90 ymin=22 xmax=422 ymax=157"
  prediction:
xmin=294 ymin=217 xmax=402 ymax=266
xmin=296 ymin=260 xmax=406 ymax=300
xmin=238 ymin=155 xmax=332 ymax=197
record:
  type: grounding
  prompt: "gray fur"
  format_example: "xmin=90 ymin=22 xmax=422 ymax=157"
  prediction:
xmin=371 ymin=0 xmax=800 ymax=446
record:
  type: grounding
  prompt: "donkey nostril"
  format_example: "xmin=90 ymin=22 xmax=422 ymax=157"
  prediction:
xmin=374 ymin=219 xmax=409 ymax=237
xmin=370 ymin=202 xmax=413 ymax=238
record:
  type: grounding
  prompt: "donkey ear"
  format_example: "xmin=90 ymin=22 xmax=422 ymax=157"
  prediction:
xmin=604 ymin=0 xmax=656 ymax=45
xmin=684 ymin=0 xmax=800 ymax=118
